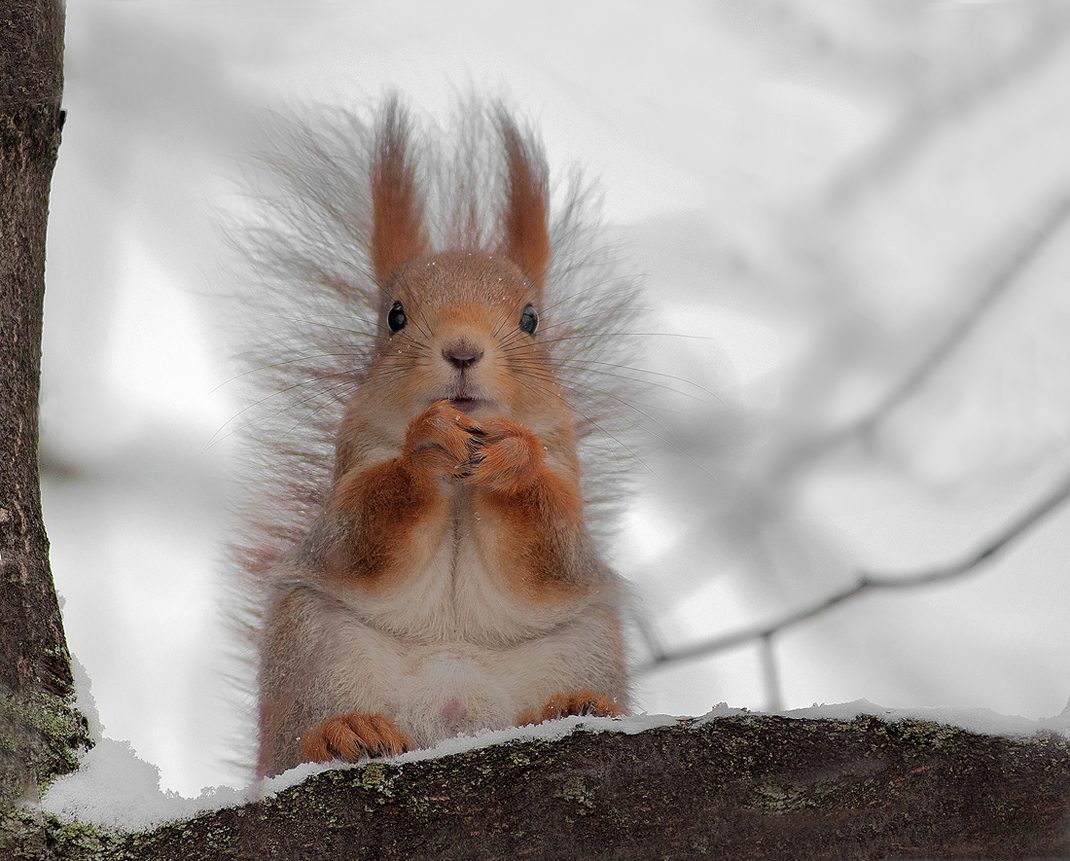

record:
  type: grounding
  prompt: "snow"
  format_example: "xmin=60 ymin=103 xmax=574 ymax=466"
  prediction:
xmin=779 ymin=698 xmax=1070 ymax=738
xmin=41 ymin=737 xmax=246 ymax=831
xmin=41 ymin=656 xmax=246 ymax=830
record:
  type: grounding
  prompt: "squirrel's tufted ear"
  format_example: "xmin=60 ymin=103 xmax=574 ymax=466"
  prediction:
xmin=370 ymin=98 xmax=429 ymax=286
xmin=497 ymin=113 xmax=550 ymax=292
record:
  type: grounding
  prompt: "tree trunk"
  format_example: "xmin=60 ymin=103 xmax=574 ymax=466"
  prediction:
xmin=6 ymin=715 xmax=1070 ymax=859
xmin=0 ymin=0 xmax=90 ymax=814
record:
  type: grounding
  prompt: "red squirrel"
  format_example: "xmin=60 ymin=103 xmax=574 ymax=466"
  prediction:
xmin=233 ymin=97 xmax=638 ymax=777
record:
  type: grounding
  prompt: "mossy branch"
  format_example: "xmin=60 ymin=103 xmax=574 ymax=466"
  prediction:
xmin=5 ymin=714 xmax=1070 ymax=860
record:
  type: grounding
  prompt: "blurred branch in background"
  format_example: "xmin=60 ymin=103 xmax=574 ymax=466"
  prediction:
xmin=633 ymin=1 xmax=1070 ymax=715
xmin=721 ymin=0 xmax=1070 ymax=207
xmin=775 ymin=193 xmax=1070 ymax=482
xmin=637 ymin=468 xmax=1070 ymax=678
xmin=826 ymin=6 xmax=1070 ymax=207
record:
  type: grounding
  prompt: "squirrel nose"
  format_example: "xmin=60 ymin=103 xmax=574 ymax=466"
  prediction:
xmin=443 ymin=342 xmax=484 ymax=370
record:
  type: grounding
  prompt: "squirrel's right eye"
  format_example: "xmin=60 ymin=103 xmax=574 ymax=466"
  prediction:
xmin=519 ymin=303 xmax=539 ymax=336
xmin=387 ymin=300 xmax=407 ymax=334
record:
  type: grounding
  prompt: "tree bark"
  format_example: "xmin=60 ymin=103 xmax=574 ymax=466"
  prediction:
xmin=0 ymin=0 xmax=90 ymax=812
xmin=5 ymin=715 xmax=1070 ymax=860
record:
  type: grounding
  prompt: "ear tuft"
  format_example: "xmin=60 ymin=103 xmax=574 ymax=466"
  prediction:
xmin=497 ymin=112 xmax=550 ymax=290
xmin=370 ymin=98 xmax=429 ymax=286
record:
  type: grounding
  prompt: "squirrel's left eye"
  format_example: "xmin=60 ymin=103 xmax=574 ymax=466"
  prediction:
xmin=519 ymin=303 xmax=538 ymax=336
xmin=387 ymin=300 xmax=407 ymax=334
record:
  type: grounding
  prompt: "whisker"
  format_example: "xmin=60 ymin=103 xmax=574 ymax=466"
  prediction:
xmin=557 ymin=360 xmax=724 ymax=405
xmin=206 ymin=373 xmax=358 ymax=451
xmin=518 ymin=373 xmax=659 ymax=479
xmin=213 ymin=350 xmax=373 ymax=393
xmin=249 ymin=310 xmax=376 ymax=335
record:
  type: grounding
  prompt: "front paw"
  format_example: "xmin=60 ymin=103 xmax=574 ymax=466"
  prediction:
xmin=517 ymin=688 xmax=624 ymax=726
xmin=461 ymin=417 xmax=542 ymax=494
xmin=404 ymin=400 xmax=484 ymax=481
xmin=300 ymin=712 xmax=414 ymax=763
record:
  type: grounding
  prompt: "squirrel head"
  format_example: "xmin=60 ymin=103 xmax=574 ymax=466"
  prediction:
xmin=346 ymin=101 xmax=571 ymax=442
xmin=236 ymin=95 xmax=642 ymax=574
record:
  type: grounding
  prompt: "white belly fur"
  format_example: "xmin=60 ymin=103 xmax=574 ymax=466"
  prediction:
xmin=313 ymin=524 xmax=618 ymax=747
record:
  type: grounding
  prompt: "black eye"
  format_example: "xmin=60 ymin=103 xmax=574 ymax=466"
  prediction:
xmin=519 ymin=303 xmax=538 ymax=336
xmin=387 ymin=300 xmax=407 ymax=334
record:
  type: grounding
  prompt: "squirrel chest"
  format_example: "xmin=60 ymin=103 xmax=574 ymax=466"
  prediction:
xmin=266 ymin=472 xmax=616 ymax=754
xmin=302 ymin=483 xmax=604 ymax=745
xmin=337 ymin=482 xmax=584 ymax=643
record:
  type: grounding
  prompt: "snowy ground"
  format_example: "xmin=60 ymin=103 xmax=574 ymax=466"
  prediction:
xmin=39 ymin=1 xmax=1070 ymax=799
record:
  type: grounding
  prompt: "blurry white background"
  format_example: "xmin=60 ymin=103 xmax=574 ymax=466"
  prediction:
xmin=39 ymin=0 xmax=1070 ymax=796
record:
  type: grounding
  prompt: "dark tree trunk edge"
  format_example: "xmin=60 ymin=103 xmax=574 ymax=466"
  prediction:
xmin=1 ymin=0 xmax=92 ymax=817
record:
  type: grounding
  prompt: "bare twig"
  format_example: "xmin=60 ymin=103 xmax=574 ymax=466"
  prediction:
xmin=629 ymin=609 xmax=671 ymax=666
xmin=637 ymin=469 xmax=1070 ymax=674
xmin=718 ymin=1 xmax=1070 ymax=208
xmin=759 ymin=633 xmax=783 ymax=713
xmin=774 ymin=193 xmax=1070 ymax=483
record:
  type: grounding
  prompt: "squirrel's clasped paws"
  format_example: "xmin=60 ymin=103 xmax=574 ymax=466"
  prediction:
xmin=460 ymin=416 xmax=541 ymax=494
xmin=404 ymin=400 xmax=484 ymax=480
xmin=405 ymin=400 xmax=543 ymax=494
xmin=300 ymin=712 xmax=414 ymax=763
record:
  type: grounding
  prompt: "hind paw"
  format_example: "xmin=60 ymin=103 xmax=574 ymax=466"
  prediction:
xmin=517 ymin=688 xmax=624 ymax=726
xmin=300 ymin=712 xmax=413 ymax=763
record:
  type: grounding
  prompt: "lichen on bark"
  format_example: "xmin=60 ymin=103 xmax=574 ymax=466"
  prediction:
xmin=6 ymin=714 xmax=1070 ymax=860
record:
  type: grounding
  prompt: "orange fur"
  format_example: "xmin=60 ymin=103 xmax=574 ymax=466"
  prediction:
xmin=499 ymin=118 xmax=550 ymax=288
xmin=463 ymin=416 xmax=547 ymax=495
xmin=301 ymin=712 xmax=413 ymax=762
xmin=370 ymin=99 xmax=428 ymax=286
xmin=516 ymin=688 xmax=624 ymax=726
xmin=327 ymin=400 xmax=476 ymax=590
xmin=328 ymin=403 xmax=584 ymax=601
xmin=468 ymin=419 xmax=586 ymax=601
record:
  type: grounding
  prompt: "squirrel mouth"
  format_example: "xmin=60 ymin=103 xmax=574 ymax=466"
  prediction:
xmin=449 ymin=396 xmax=479 ymax=414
